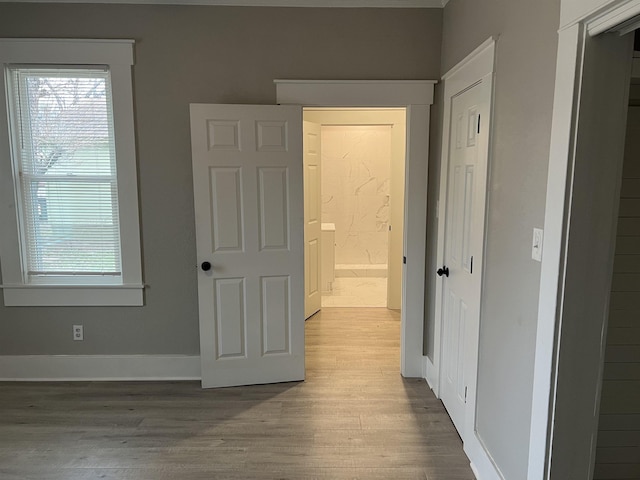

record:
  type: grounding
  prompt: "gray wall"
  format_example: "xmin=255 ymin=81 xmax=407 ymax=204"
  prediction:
xmin=0 ymin=3 xmax=442 ymax=355
xmin=438 ymin=0 xmax=560 ymax=478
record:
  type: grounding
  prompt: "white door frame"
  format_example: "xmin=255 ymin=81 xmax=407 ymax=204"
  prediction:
xmin=430 ymin=38 xmax=498 ymax=480
xmin=529 ymin=1 xmax=639 ymax=478
xmin=275 ymin=79 xmax=436 ymax=377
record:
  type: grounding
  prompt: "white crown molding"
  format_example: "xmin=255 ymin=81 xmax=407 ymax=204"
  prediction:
xmin=0 ymin=355 xmax=201 ymax=381
xmin=0 ymin=0 xmax=446 ymax=7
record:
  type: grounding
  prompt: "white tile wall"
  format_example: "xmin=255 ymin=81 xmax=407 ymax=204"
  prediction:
xmin=321 ymin=125 xmax=391 ymax=266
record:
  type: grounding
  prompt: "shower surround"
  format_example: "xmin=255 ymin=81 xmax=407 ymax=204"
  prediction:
xmin=321 ymin=125 xmax=391 ymax=275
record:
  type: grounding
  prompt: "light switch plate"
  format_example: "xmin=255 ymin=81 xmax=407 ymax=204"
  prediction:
xmin=532 ymin=228 xmax=544 ymax=262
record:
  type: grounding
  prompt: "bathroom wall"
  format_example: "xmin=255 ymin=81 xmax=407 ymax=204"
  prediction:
xmin=321 ymin=125 xmax=392 ymax=266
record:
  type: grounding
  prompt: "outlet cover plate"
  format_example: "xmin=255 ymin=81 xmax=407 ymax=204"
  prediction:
xmin=73 ymin=325 xmax=84 ymax=341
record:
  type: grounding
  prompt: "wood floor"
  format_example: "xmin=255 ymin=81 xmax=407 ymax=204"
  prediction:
xmin=0 ymin=308 xmax=474 ymax=480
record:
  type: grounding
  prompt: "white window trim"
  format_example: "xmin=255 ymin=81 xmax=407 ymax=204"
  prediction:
xmin=0 ymin=39 xmax=143 ymax=306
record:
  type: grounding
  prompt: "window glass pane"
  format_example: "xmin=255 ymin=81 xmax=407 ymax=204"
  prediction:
xmin=8 ymin=67 xmax=122 ymax=278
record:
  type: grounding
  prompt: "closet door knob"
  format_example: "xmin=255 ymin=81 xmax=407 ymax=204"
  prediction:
xmin=201 ymin=261 xmax=212 ymax=272
xmin=436 ymin=266 xmax=449 ymax=277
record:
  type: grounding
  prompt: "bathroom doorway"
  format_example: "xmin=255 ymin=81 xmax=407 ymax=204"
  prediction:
xmin=303 ymin=108 xmax=406 ymax=311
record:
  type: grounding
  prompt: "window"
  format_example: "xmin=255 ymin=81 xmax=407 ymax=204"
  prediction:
xmin=9 ymin=67 xmax=121 ymax=281
xmin=0 ymin=39 xmax=142 ymax=306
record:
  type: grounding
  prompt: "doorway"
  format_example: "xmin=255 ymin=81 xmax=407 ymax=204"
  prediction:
xmin=275 ymin=80 xmax=433 ymax=378
xmin=529 ymin=7 xmax=640 ymax=478
xmin=303 ymin=108 xmax=406 ymax=312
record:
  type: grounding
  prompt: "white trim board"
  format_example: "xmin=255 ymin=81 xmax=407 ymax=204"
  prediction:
xmin=0 ymin=0 xmax=447 ymax=7
xmin=0 ymin=355 xmax=201 ymax=381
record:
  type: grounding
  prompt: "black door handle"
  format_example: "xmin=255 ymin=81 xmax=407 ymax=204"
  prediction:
xmin=437 ymin=266 xmax=449 ymax=277
xmin=201 ymin=261 xmax=212 ymax=272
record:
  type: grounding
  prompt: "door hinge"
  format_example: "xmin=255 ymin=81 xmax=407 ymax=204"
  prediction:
xmin=465 ymin=386 xmax=468 ymax=403
xmin=477 ymin=114 xmax=481 ymax=134
xmin=389 ymin=225 xmax=392 ymax=232
xmin=470 ymin=256 xmax=473 ymax=274
xmin=403 ymin=256 xmax=407 ymax=264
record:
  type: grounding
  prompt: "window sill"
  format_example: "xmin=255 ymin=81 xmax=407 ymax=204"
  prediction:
xmin=1 ymin=284 xmax=144 ymax=307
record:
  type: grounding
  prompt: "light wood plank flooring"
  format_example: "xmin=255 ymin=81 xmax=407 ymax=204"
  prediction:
xmin=0 ymin=308 xmax=474 ymax=480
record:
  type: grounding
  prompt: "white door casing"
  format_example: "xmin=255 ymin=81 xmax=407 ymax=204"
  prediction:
xmin=402 ymin=104 xmax=430 ymax=377
xmin=190 ymin=104 xmax=305 ymax=388
xmin=275 ymin=80 xmax=435 ymax=378
xmin=530 ymin=25 xmax=633 ymax=480
xmin=304 ymin=121 xmax=321 ymax=318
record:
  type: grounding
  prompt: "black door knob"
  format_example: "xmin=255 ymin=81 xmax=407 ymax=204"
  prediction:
xmin=437 ymin=266 xmax=449 ymax=277
xmin=201 ymin=261 xmax=212 ymax=272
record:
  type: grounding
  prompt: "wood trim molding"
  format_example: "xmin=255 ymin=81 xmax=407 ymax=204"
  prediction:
xmin=0 ymin=355 xmax=201 ymax=381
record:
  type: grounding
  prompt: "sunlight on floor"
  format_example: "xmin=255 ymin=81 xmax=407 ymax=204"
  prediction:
xmin=321 ymin=277 xmax=387 ymax=307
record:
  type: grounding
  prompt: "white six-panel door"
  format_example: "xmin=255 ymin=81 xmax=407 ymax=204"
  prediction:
xmin=190 ymin=104 xmax=304 ymax=388
xmin=440 ymin=83 xmax=489 ymax=435
xmin=303 ymin=121 xmax=321 ymax=318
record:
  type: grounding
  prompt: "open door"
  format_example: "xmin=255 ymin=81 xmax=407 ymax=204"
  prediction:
xmin=190 ymin=104 xmax=304 ymax=388
xmin=303 ymin=121 xmax=321 ymax=318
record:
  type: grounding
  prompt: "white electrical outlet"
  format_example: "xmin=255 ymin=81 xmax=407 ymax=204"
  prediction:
xmin=72 ymin=325 xmax=84 ymax=341
xmin=532 ymin=228 xmax=544 ymax=262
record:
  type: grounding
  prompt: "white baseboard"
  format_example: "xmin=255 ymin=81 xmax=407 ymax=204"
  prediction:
xmin=423 ymin=355 xmax=439 ymax=397
xmin=465 ymin=432 xmax=504 ymax=480
xmin=0 ymin=355 xmax=201 ymax=381
xmin=470 ymin=461 xmax=480 ymax=479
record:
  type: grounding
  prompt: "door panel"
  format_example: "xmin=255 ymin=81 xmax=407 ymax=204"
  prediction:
xmin=261 ymin=275 xmax=290 ymax=355
xmin=440 ymin=82 xmax=488 ymax=435
xmin=258 ymin=167 xmax=289 ymax=250
xmin=210 ymin=168 xmax=243 ymax=252
xmin=304 ymin=121 xmax=321 ymax=318
xmin=214 ymin=278 xmax=245 ymax=358
xmin=190 ymin=104 xmax=304 ymax=388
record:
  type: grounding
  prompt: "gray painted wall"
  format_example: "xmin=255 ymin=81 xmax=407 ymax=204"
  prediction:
xmin=0 ymin=3 xmax=442 ymax=355
xmin=438 ymin=0 xmax=560 ymax=478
